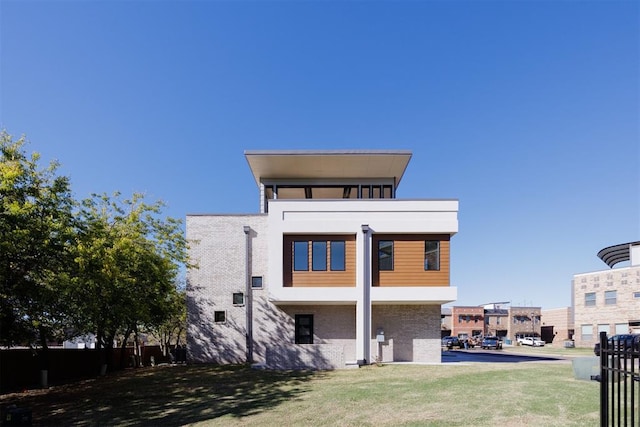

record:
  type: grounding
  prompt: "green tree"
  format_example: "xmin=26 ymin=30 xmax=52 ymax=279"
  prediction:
xmin=71 ymin=192 xmax=188 ymax=372
xmin=148 ymin=282 xmax=187 ymax=359
xmin=0 ymin=131 xmax=76 ymax=381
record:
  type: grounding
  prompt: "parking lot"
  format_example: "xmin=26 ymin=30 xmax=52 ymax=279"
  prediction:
xmin=442 ymin=348 xmax=567 ymax=364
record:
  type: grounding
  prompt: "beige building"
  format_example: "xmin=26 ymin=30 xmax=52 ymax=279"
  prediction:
xmin=540 ymin=307 xmax=573 ymax=345
xmin=572 ymin=241 xmax=640 ymax=348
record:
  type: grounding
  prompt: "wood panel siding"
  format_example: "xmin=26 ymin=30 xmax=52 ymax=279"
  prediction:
xmin=373 ymin=234 xmax=450 ymax=287
xmin=283 ymin=235 xmax=356 ymax=287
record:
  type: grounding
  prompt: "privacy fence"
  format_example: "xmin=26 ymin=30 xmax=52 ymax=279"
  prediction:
xmin=0 ymin=345 xmax=175 ymax=394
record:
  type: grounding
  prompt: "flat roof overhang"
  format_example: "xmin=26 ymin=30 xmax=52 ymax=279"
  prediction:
xmin=244 ymin=149 xmax=412 ymax=189
xmin=597 ymin=241 xmax=640 ymax=268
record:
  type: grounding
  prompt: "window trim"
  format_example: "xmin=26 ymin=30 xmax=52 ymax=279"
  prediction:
xmin=232 ymin=292 xmax=244 ymax=306
xmin=378 ymin=240 xmax=394 ymax=271
xmin=214 ymin=311 xmax=226 ymax=323
xmin=295 ymin=314 xmax=314 ymax=344
xmin=251 ymin=276 xmax=263 ymax=289
xmin=424 ymin=240 xmax=440 ymax=271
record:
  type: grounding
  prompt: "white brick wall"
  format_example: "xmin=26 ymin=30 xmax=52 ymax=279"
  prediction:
xmin=187 ymin=214 xmax=446 ymax=368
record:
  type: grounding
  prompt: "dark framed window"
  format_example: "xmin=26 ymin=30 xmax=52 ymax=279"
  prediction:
xmin=312 ymin=241 xmax=327 ymax=271
xmin=378 ymin=240 xmax=393 ymax=271
xmin=294 ymin=241 xmax=309 ymax=271
xmin=233 ymin=292 xmax=244 ymax=306
xmin=214 ymin=311 xmax=226 ymax=323
xmin=251 ymin=276 xmax=263 ymax=289
xmin=424 ymin=241 xmax=440 ymax=271
xmin=295 ymin=314 xmax=314 ymax=344
xmin=330 ymin=241 xmax=346 ymax=271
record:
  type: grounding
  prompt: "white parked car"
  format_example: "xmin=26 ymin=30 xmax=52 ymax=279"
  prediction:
xmin=520 ymin=336 xmax=545 ymax=347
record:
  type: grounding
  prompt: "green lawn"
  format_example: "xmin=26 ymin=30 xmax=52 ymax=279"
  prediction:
xmin=1 ymin=358 xmax=599 ymax=426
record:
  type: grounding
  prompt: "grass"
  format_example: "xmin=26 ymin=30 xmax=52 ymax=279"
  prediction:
xmin=0 ymin=357 xmax=600 ymax=426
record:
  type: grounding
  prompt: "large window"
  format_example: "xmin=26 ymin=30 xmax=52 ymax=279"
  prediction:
xmin=330 ymin=241 xmax=345 ymax=271
xmin=295 ymin=314 xmax=314 ymax=344
xmin=605 ymin=290 xmax=617 ymax=305
xmin=312 ymin=241 xmax=327 ymax=271
xmin=294 ymin=241 xmax=308 ymax=271
xmin=585 ymin=292 xmax=596 ymax=307
xmin=424 ymin=241 xmax=440 ymax=271
xmin=293 ymin=240 xmax=346 ymax=271
xmin=378 ymin=240 xmax=394 ymax=271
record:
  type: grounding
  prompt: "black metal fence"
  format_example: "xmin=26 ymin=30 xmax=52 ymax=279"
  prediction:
xmin=597 ymin=331 xmax=640 ymax=426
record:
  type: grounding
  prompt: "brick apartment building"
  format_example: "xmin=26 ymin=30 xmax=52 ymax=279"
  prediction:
xmin=572 ymin=241 xmax=640 ymax=348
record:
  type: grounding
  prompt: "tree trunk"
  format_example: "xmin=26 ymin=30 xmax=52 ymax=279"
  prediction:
xmin=38 ymin=325 xmax=50 ymax=388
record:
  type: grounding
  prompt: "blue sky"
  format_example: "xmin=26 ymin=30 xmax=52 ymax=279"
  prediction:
xmin=1 ymin=1 xmax=638 ymax=309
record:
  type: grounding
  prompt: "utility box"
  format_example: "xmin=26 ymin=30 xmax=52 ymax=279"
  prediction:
xmin=376 ymin=330 xmax=385 ymax=343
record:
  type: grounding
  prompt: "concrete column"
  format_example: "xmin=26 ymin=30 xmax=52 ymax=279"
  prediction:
xmin=356 ymin=224 xmax=372 ymax=365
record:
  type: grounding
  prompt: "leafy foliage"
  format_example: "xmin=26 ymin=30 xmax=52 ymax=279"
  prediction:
xmin=0 ymin=130 xmax=188 ymax=373
xmin=0 ymin=131 xmax=76 ymax=347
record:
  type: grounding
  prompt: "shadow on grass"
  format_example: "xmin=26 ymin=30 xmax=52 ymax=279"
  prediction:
xmin=0 ymin=364 xmax=322 ymax=426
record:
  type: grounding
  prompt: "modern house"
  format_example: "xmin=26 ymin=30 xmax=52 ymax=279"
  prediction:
xmin=186 ymin=150 xmax=459 ymax=369
xmin=572 ymin=241 xmax=640 ymax=348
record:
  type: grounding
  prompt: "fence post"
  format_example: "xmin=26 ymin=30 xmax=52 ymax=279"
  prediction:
xmin=599 ymin=331 xmax=608 ymax=427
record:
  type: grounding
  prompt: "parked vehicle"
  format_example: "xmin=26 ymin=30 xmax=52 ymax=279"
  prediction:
xmin=520 ymin=336 xmax=545 ymax=347
xmin=481 ymin=337 xmax=503 ymax=350
xmin=441 ymin=336 xmax=461 ymax=349
xmin=595 ymin=334 xmax=639 ymax=356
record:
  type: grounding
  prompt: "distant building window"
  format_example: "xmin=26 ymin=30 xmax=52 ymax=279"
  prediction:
xmin=294 ymin=241 xmax=309 ymax=271
xmin=581 ymin=324 xmax=593 ymax=341
xmin=424 ymin=241 xmax=440 ymax=271
xmin=605 ymin=290 xmax=617 ymax=305
xmin=214 ymin=311 xmax=226 ymax=323
xmin=378 ymin=240 xmax=394 ymax=271
xmin=251 ymin=276 xmax=263 ymax=289
xmin=597 ymin=324 xmax=609 ymax=336
xmin=634 ymin=291 xmax=640 ymax=299
xmin=330 ymin=241 xmax=346 ymax=271
xmin=615 ymin=323 xmax=628 ymax=334
xmin=312 ymin=241 xmax=327 ymax=271
xmin=585 ymin=292 xmax=596 ymax=307
xmin=295 ymin=314 xmax=314 ymax=344
xmin=233 ymin=292 xmax=244 ymax=306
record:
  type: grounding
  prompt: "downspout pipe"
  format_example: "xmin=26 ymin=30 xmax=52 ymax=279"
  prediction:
xmin=243 ymin=225 xmax=254 ymax=364
xmin=360 ymin=224 xmax=371 ymax=365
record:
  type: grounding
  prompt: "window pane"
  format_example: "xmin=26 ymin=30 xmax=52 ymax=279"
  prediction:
xmin=424 ymin=241 xmax=440 ymax=271
xmin=233 ymin=292 xmax=244 ymax=305
xmin=330 ymin=241 xmax=345 ymax=271
xmin=312 ymin=241 xmax=327 ymax=271
xmin=294 ymin=241 xmax=308 ymax=271
xmin=581 ymin=324 xmax=592 ymax=341
xmin=585 ymin=292 xmax=596 ymax=306
xmin=214 ymin=311 xmax=226 ymax=323
xmin=251 ymin=276 xmax=263 ymax=289
xmin=605 ymin=290 xmax=617 ymax=305
xmin=378 ymin=240 xmax=393 ymax=271
xmin=295 ymin=314 xmax=314 ymax=344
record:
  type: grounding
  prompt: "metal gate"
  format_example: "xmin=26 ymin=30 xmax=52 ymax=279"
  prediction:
xmin=597 ymin=331 xmax=640 ymax=426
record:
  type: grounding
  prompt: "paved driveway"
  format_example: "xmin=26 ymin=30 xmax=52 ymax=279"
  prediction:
xmin=442 ymin=349 xmax=567 ymax=363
